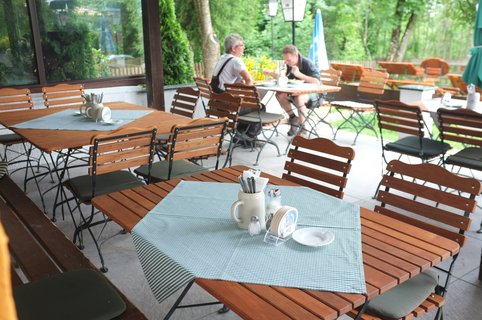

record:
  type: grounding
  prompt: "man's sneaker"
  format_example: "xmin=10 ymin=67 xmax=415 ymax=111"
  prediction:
xmin=287 ymin=116 xmax=299 ymax=136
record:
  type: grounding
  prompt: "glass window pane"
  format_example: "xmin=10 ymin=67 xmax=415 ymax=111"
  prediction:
xmin=0 ymin=0 xmax=37 ymax=86
xmin=36 ymin=0 xmax=144 ymax=82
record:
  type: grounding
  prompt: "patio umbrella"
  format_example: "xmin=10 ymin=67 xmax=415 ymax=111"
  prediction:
xmin=462 ymin=0 xmax=482 ymax=88
xmin=308 ymin=9 xmax=329 ymax=70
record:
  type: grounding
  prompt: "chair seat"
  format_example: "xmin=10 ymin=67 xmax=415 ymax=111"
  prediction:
xmin=385 ymin=136 xmax=450 ymax=159
xmin=135 ymin=159 xmax=208 ymax=182
xmin=14 ymin=269 xmax=126 ymax=320
xmin=331 ymin=100 xmax=375 ymax=111
xmin=446 ymin=147 xmax=482 ymax=171
xmin=239 ymin=111 xmax=284 ymax=124
xmin=0 ymin=133 xmax=22 ymax=144
xmin=155 ymin=133 xmax=169 ymax=141
xmin=64 ymin=171 xmax=144 ymax=203
xmin=366 ymin=269 xmax=438 ymax=319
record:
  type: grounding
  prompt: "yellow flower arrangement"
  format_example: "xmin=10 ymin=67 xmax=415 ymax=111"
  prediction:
xmin=243 ymin=55 xmax=277 ymax=81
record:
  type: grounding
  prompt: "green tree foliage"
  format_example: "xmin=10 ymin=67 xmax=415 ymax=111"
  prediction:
xmin=160 ymin=0 xmax=194 ymax=84
xmin=120 ymin=1 xmax=143 ymax=57
xmin=175 ymin=0 xmax=478 ymax=69
xmin=37 ymin=0 xmax=96 ymax=81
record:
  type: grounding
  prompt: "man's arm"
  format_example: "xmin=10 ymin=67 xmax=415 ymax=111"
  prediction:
xmin=290 ymin=65 xmax=320 ymax=84
xmin=240 ymin=69 xmax=253 ymax=85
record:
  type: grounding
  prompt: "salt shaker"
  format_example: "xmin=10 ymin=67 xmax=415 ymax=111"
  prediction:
xmin=248 ymin=216 xmax=262 ymax=236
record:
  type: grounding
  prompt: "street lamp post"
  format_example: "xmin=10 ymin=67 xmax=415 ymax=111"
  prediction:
xmin=267 ymin=0 xmax=278 ymax=58
xmin=281 ymin=0 xmax=306 ymax=45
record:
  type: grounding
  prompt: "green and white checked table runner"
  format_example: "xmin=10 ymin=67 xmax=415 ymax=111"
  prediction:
xmin=12 ymin=109 xmax=153 ymax=131
xmin=132 ymin=181 xmax=366 ymax=302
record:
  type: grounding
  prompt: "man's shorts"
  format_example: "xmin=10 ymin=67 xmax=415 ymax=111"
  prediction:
xmin=288 ymin=93 xmax=324 ymax=109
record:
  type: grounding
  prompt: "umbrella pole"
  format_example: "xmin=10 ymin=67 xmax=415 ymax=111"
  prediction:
xmin=271 ymin=17 xmax=275 ymax=58
xmin=291 ymin=0 xmax=295 ymax=45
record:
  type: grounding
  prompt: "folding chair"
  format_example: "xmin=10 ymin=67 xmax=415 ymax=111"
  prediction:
xmin=283 ymin=136 xmax=355 ymax=199
xmin=0 ymin=88 xmax=51 ymax=203
xmin=135 ymin=118 xmax=227 ymax=182
xmin=331 ymin=70 xmax=389 ymax=145
xmin=0 ymin=88 xmax=33 ymax=165
xmin=438 ymin=107 xmax=482 ymax=232
xmin=156 ymin=87 xmax=200 ymax=159
xmin=302 ymin=68 xmax=342 ymax=137
xmin=203 ymin=92 xmax=243 ymax=167
xmin=42 ymin=83 xmax=85 ymax=108
xmin=375 ymin=100 xmax=450 ymax=166
xmin=349 ymin=160 xmax=481 ymax=320
xmin=61 ymin=128 xmax=157 ymax=271
xmin=193 ymin=77 xmax=212 ymax=114
xmin=169 ymin=87 xmax=200 ymax=118
xmin=225 ymin=83 xmax=284 ymax=165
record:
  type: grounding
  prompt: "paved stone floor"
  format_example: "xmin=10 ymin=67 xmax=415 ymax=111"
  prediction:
xmin=7 ymin=120 xmax=482 ymax=320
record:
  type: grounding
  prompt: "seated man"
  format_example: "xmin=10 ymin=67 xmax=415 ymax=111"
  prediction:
xmin=211 ymin=34 xmax=260 ymax=140
xmin=264 ymin=45 xmax=321 ymax=136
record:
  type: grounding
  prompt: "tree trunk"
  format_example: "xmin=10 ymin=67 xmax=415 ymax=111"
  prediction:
xmin=362 ymin=1 xmax=371 ymax=61
xmin=395 ymin=12 xmax=417 ymax=61
xmin=194 ymin=0 xmax=220 ymax=78
xmin=386 ymin=0 xmax=404 ymax=62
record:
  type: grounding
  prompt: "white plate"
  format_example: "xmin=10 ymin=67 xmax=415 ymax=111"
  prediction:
xmin=292 ymin=227 xmax=334 ymax=247
xmin=288 ymin=79 xmax=304 ymax=85
xmin=259 ymin=82 xmax=276 ymax=87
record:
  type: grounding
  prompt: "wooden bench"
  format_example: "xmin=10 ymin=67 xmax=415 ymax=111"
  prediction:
xmin=0 ymin=175 xmax=147 ymax=320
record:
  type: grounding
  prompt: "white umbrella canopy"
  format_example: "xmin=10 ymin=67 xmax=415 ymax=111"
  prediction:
xmin=308 ymin=9 xmax=329 ymax=70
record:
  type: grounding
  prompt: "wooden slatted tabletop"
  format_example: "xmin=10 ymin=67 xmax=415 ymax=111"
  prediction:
xmin=0 ymin=101 xmax=190 ymax=153
xmin=92 ymin=165 xmax=460 ymax=320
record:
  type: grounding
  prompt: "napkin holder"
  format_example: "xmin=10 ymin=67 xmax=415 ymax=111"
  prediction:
xmin=263 ymin=206 xmax=298 ymax=246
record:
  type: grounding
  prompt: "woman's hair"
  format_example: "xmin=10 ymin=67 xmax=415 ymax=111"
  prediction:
xmin=224 ymin=34 xmax=244 ymax=54
xmin=282 ymin=44 xmax=299 ymax=55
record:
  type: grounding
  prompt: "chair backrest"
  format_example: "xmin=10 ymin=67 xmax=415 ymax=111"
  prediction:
xmin=446 ymin=73 xmax=482 ymax=97
xmin=357 ymin=70 xmax=389 ymax=96
xmin=331 ymin=63 xmax=365 ymax=82
xmin=193 ymin=77 xmax=212 ymax=101
xmin=376 ymin=160 xmax=481 ymax=247
xmin=170 ymin=87 xmax=200 ymax=118
xmin=205 ymin=92 xmax=242 ymax=132
xmin=42 ymin=84 xmax=85 ymax=108
xmin=166 ymin=118 xmax=228 ymax=177
xmin=375 ymin=100 xmax=427 ymax=139
xmin=224 ymin=83 xmax=262 ymax=111
xmin=320 ymin=68 xmax=342 ymax=86
xmin=0 ymin=88 xmax=33 ymax=112
xmin=420 ymin=58 xmax=450 ymax=76
xmin=89 ymin=128 xmax=157 ymax=182
xmin=438 ymin=107 xmax=482 ymax=149
xmin=282 ymin=136 xmax=355 ymax=199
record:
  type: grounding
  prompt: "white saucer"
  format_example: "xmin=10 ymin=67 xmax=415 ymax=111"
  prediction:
xmin=100 ymin=119 xmax=122 ymax=125
xmin=74 ymin=111 xmax=82 ymax=116
xmin=292 ymin=227 xmax=335 ymax=247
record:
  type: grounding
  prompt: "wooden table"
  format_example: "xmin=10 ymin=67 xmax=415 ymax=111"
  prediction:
xmin=92 ymin=165 xmax=459 ymax=320
xmin=331 ymin=63 xmax=365 ymax=82
xmin=378 ymin=61 xmax=425 ymax=77
xmin=386 ymin=78 xmax=437 ymax=89
xmin=0 ymin=101 xmax=190 ymax=153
